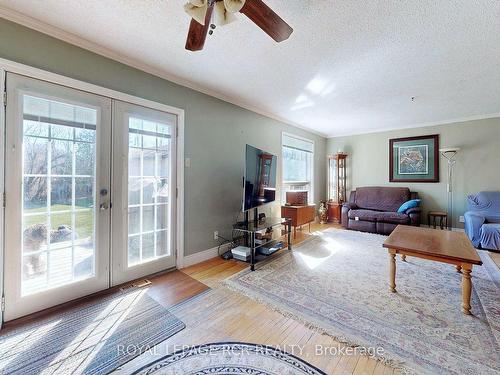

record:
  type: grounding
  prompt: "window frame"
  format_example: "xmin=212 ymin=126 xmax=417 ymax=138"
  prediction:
xmin=281 ymin=132 xmax=314 ymax=204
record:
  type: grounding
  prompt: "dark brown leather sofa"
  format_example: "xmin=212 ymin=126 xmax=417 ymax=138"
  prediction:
xmin=341 ymin=187 xmax=421 ymax=235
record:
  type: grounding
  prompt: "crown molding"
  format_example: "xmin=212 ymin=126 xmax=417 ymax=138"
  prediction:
xmin=0 ymin=6 xmax=328 ymax=138
xmin=327 ymin=112 xmax=500 ymax=139
xmin=5 ymin=6 xmax=496 ymax=141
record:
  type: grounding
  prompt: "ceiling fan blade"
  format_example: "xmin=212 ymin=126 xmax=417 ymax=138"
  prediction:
xmin=185 ymin=4 xmax=214 ymax=51
xmin=240 ymin=0 xmax=293 ymax=42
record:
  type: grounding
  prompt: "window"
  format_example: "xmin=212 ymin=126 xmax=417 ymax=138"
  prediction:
xmin=282 ymin=133 xmax=314 ymax=203
xmin=127 ymin=117 xmax=171 ymax=266
xmin=21 ymin=95 xmax=97 ymax=295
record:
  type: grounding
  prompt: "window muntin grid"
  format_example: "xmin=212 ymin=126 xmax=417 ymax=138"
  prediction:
xmin=127 ymin=117 xmax=171 ymax=266
xmin=21 ymin=95 xmax=97 ymax=296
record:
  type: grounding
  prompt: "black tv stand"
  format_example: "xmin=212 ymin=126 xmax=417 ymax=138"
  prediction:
xmin=234 ymin=213 xmax=292 ymax=271
xmin=243 ymin=207 xmax=259 ymax=248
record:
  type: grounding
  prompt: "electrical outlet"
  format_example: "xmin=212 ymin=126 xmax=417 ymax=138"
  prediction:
xmin=459 ymin=216 xmax=465 ymax=223
xmin=214 ymin=231 xmax=218 ymax=240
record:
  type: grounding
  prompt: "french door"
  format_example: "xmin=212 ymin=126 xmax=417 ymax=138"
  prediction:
xmin=3 ymin=74 xmax=111 ymax=320
xmin=3 ymin=74 xmax=177 ymax=321
xmin=111 ymin=101 xmax=177 ymax=285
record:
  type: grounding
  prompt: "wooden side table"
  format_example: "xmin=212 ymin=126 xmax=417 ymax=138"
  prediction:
xmin=428 ymin=211 xmax=448 ymax=230
xmin=327 ymin=201 xmax=341 ymax=223
xmin=281 ymin=205 xmax=316 ymax=238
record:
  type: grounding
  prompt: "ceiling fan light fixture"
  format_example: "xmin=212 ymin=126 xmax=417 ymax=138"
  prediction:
xmin=214 ymin=1 xmax=237 ymax=26
xmin=223 ymin=0 xmax=246 ymax=13
xmin=184 ymin=1 xmax=208 ymax=25
xmin=184 ymin=0 xmax=293 ymax=51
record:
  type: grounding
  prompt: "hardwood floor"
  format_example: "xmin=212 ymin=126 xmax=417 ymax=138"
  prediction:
xmin=2 ymin=222 xmax=403 ymax=374
xmin=490 ymin=251 xmax=500 ymax=269
xmin=1 ymin=267 xmax=209 ymax=333
xmin=117 ymin=222 xmax=403 ymax=375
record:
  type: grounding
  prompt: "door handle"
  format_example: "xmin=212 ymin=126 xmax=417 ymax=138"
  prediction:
xmin=100 ymin=202 xmax=110 ymax=211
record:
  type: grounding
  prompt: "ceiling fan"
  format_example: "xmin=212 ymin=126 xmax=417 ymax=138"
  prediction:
xmin=184 ymin=0 xmax=293 ymax=51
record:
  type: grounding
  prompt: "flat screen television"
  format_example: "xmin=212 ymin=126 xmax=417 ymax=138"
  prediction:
xmin=243 ymin=144 xmax=277 ymax=212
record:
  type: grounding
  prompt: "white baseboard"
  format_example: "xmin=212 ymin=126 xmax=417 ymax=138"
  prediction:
xmin=180 ymin=243 xmax=232 ymax=268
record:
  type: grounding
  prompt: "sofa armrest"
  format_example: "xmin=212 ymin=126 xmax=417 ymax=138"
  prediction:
xmin=464 ymin=211 xmax=486 ymax=247
xmin=342 ymin=202 xmax=358 ymax=210
xmin=341 ymin=204 xmax=353 ymax=228
xmin=341 ymin=191 xmax=357 ymax=228
xmin=406 ymin=207 xmax=421 ymax=226
xmin=405 ymin=207 xmax=421 ymax=215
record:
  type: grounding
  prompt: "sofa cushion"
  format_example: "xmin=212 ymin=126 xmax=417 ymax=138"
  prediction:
xmin=348 ymin=209 xmax=409 ymax=224
xmin=354 ymin=187 xmax=410 ymax=212
xmin=349 ymin=209 xmax=379 ymax=222
xmin=375 ymin=211 xmax=410 ymax=224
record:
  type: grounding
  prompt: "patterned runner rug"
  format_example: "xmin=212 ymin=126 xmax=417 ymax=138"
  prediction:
xmin=225 ymin=228 xmax=500 ymax=375
xmin=0 ymin=289 xmax=186 ymax=375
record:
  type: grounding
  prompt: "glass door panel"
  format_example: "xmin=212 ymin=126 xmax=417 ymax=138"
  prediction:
xmin=112 ymin=101 xmax=176 ymax=285
xmin=127 ymin=118 xmax=171 ymax=266
xmin=4 ymin=73 xmax=111 ymax=321
xmin=21 ymin=95 xmax=97 ymax=295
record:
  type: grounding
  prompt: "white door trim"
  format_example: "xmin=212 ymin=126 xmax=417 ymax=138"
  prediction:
xmin=0 ymin=69 xmax=5 ymax=326
xmin=0 ymin=58 xmax=185 ymax=323
xmin=0 ymin=58 xmax=184 ymax=117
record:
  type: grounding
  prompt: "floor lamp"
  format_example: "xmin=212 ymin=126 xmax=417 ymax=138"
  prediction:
xmin=440 ymin=147 xmax=460 ymax=230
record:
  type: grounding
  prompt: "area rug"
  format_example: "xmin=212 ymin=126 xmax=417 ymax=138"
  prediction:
xmin=0 ymin=289 xmax=186 ymax=375
xmin=225 ymin=228 xmax=500 ymax=375
xmin=131 ymin=342 xmax=327 ymax=375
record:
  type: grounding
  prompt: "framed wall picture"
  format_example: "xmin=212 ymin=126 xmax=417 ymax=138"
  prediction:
xmin=389 ymin=134 xmax=439 ymax=182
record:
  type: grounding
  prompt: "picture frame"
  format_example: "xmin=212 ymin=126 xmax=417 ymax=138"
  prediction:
xmin=389 ymin=134 xmax=439 ymax=182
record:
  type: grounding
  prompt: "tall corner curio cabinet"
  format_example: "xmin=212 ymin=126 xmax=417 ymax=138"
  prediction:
xmin=327 ymin=153 xmax=347 ymax=223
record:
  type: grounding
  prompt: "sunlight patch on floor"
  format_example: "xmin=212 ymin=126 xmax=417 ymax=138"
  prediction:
xmin=0 ymin=319 xmax=61 ymax=370
xmin=47 ymin=289 xmax=147 ymax=373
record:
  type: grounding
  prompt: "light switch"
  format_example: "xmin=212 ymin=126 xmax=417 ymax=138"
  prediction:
xmin=185 ymin=158 xmax=191 ymax=168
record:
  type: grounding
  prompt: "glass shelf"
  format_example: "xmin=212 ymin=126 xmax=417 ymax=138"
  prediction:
xmin=232 ymin=217 xmax=292 ymax=272
xmin=233 ymin=217 xmax=289 ymax=233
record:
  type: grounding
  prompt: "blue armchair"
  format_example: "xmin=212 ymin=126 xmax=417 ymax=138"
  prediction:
xmin=464 ymin=191 xmax=500 ymax=250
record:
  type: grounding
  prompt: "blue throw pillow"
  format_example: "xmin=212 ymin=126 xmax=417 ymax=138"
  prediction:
xmin=397 ymin=199 xmax=421 ymax=213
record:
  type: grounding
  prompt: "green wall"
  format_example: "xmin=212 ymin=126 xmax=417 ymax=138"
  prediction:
xmin=0 ymin=19 xmax=327 ymax=256
xmin=327 ymin=118 xmax=500 ymax=227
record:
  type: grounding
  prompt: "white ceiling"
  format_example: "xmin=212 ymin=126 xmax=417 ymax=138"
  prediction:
xmin=1 ymin=0 xmax=499 ymax=137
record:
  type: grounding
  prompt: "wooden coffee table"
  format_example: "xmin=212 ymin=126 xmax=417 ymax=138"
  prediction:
xmin=383 ymin=225 xmax=482 ymax=315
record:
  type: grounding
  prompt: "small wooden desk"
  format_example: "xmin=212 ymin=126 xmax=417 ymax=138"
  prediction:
xmin=281 ymin=204 xmax=316 ymax=239
xmin=383 ymin=225 xmax=482 ymax=315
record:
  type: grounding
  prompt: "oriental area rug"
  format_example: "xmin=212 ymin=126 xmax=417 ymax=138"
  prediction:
xmin=225 ymin=228 xmax=500 ymax=375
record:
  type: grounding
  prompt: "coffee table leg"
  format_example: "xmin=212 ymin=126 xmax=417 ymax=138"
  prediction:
xmin=389 ymin=251 xmax=396 ymax=292
xmin=456 ymin=265 xmax=462 ymax=273
xmin=401 ymin=254 xmax=407 ymax=262
xmin=462 ymin=264 xmax=472 ymax=315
